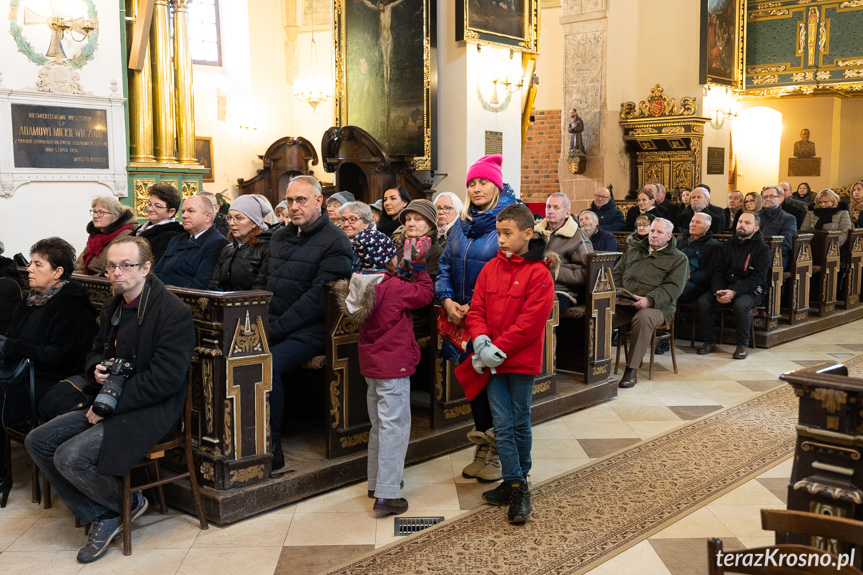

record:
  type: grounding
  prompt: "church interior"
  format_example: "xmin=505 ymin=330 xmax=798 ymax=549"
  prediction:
xmin=3 ymin=0 xmax=863 ymax=573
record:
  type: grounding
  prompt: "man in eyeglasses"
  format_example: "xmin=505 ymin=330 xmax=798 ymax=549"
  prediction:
xmin=27 ymin=236 xmax=195 ymax=564
xmin=759 ymin=185 xmax=797 ymax=267
xmin=153 ymin=194 xmax=228 ymax=289
xmin=132 ymin=184 xmax=184 ymax=261
xmin=589 ymin=187 xmax=625 ymax=232
xmin=254 ymin=175 xmax=353 ymax=473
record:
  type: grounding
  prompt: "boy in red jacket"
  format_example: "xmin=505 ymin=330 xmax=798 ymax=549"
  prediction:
xmin=334 ymin=228 xmax=433 ymax=515
xmin=467 ymin=203 xmax=556 ymax=524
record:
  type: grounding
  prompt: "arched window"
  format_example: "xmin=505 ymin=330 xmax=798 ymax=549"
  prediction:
xmin=187 ymin=0 xmax=221 ymax=66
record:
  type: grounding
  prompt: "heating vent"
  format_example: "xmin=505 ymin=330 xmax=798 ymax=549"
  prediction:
xmin=394 ymin=516 xmax=445 ymax=536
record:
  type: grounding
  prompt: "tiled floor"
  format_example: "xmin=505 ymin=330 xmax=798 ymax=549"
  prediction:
xmin=1 ymin=320 xmax=860 ymax=574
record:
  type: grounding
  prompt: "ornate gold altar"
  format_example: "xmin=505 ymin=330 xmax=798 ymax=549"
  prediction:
xmin=619 ymin=85 xmax=709 ymax=199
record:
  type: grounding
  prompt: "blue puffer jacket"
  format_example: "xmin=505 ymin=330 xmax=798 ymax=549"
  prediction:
xmin=434 ymin=183 xmax=517 ymax=362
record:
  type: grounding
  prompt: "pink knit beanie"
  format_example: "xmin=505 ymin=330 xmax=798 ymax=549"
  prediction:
xmin=465 ymin=155 xmax=503 ymax=191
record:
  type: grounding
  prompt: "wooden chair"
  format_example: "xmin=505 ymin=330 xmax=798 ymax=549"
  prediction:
xmin=614 ymin=313 xmax=678 ymax=380
xmin=707 ymin=508 xmax=863 ymax=574
xmin=2 ymin=358 xmax=51 ymax=508
xmin=120 ymin=377 xmax=208 ymax=555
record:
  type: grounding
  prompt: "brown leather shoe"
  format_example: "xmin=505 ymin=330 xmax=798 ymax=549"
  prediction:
xmin=733 ymin=345 xmax=748 ymax=360
xmin=618 ymin=367 xmax=638 ymax=388
xmin=697 ymin=343 xmax=717 ymax=355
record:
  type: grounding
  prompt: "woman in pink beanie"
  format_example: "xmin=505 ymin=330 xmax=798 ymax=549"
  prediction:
xmin=434 ymin=154 xmax=518 ymax=483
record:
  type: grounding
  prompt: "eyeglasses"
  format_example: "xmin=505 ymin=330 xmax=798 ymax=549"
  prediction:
xmin=436 ymin=206 xmax=454 ymax=213
xmin=762 ymin=194 xmax=780 ymax=199
xmin=90 ymin=209 xmax=110 ymax=217
xmin=146 ymin=201 xmax=167 ymax=210
xmin=285 ymin=196 xmax=312 ymax=206
xmin=594 ymin=195 xmax=610 ymax=200
xmin=106 ymin=263 xmax=142 ymax=273
xmin=339 ymin=216 xmax=361 ymax=225
xmin=226 ymin=215 xmax=248 ymax=223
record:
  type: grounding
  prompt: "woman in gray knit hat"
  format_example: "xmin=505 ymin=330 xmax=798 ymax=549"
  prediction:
xmin=208 ymin=195 xmax=273 ymax=291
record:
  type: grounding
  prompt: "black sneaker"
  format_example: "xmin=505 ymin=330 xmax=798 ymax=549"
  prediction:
xmin=373 ymin=497 xmax=409 ymax=515
xmin=76 ymin=516 xmax=121 ymax=563
xmin=654 ymin=339 xmax=670 ymax=355
xmin=482 ymin=481 xmax=517 ymax=506
xmin=507 ymin=482 xmax=532 ymax=524
xmin=130 ymin=492 xmax=149 ymax=521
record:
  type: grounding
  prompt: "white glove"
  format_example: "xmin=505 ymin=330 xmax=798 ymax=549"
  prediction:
xmin=478 ymin=342 xmax=507 ymax=368
xmin=473 ymin=335 xmax=491 ymax=356
xmin=471 ymin=353 xmax=486 ymax=375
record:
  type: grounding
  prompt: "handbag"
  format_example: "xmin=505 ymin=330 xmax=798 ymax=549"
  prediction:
xmin=38 ymin=375 xmax=95 ymax=422
xmin=0 ymin=357 xmax=36 ymax=425
xmin=435 ymin=305 xmax=470 ymax=351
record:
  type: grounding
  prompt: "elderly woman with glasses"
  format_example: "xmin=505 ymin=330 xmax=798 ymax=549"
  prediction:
xmin=74 ymin=196 xmax=137 ymax=276
xmin=209 ymin=195 xmax=273 ymax=291
xmin=800 ymin=188 xmax=853 ymax=246
xmin=433 ymin=192 xmax=464 ymax=248
xmin=132 ymin=184 xmax=185 ymax=261
xmin=339 ymin=201 xmax=383 ymax=272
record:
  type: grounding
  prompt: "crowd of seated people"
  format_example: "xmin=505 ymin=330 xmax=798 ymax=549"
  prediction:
xmin=4 ymin=171 xmax=863 ymax=559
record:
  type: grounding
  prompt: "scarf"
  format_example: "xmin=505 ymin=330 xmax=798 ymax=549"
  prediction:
xmin=850 ymin=197 xmax=863 ymax=224
xmin=812 ymin=206 xmax=843 ymax=230
xmin=27 ymin=280 xmax=68 ymax=307
xmin=82 ymin=221 xmax=133 ymax=274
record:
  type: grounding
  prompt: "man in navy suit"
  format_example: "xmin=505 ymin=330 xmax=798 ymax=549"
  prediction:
xmin=154 ymin=195 xmax=227 ymax=289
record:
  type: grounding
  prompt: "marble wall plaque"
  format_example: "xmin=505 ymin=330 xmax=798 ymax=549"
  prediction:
xmin=11 ymin=103 xmax=109 ymax=169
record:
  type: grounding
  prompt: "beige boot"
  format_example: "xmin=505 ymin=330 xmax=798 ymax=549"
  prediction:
xmin=461 ymin=428 xmax=491 ymax=478
xmin=475 ymin=429 xmax=502 ymax=483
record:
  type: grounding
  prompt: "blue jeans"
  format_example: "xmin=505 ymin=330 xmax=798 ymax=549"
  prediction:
xmin=25 ymin=410 xmax=121 ymax=523
xmin=366 ymin=377 xmax=411 ymax=499
xmin=486 ymin=373 xmax=536 ymax=482
xmin=270 ymin=337 xmax=322 ymax=442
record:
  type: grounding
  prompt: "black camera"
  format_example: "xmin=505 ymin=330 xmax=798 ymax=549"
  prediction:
xmin=92 ymin=359 xmax=133 ymax=417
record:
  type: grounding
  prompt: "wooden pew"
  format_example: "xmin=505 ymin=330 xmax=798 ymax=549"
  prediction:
xmin=754 ymin=235 xmax=785 ymax=333
xmin=841 ymin=228 xmax=863 ymax=309
xmin=555 ymin=252 xmax=620 ymax=383
xmin=785 ymin=233 xmax=814 ymax=325
xmin=428 ymin=300 xmax=559 ymax=431
xmin=809 ymin=230 xmax=842 ymax=317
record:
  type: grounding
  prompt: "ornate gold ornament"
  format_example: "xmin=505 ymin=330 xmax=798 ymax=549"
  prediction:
xmin=844 ymin=69 xmax=863 ymax=79
xmin=133 ymin=179 xmax=156 ymax=219
xmin=444 ymin=404 xmax=472 ymax=419
xmin=620 ymin=85 xmax=696 ymax=120
xmin=811 ymin=388 xmax=848 ymax=413
xmin=838 ymin=59 xmax=863 ymax=67
xmin=229 ymin=465 xmax=265 ymax=485
xmin=748 ymin=65 xmax=787 ymax=73
xmin=340 ymin=432 xmax=369 ymax=448
xmin=329 ymin=372 xmax=342 ymax=428
xmin=751 ymin=75 xmax=780 ymax=85
xmin=792 ymin=72 xmax=814 ymax=82
xmin=749 ymin=8 xmax=789 ymax=19
xmin=230 ymin=312 xmax=265 ymax=355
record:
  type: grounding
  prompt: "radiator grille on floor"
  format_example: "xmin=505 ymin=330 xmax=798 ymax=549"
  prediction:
xmin=394 ymin=516 xmax=445 ymax=536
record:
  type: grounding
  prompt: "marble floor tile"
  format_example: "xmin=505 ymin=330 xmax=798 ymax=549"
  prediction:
xmin=6 ymin=517 xmax=85 ymax=552
xmin=565 ymin=419 xmax=640 ymax=439
xmin=576 ymin=438 xmax=641 ymax=459
xmin=625 ymin=420 xmax=685 ymax=440
xmin=402 ymin=457 xmax=459 ymax=485
xmin=650 ymin=537 xmax=745 ymax=575
xmin=78 ymin=548 xmax=188 ymax=575
xmin=284 ymin=512 xmax=378 ymax=547
xmin=400 ymin=482 xmax=460 ymax=511
xmin=531 ymin=419 xmax=577 ymax=439
xmin=530 ymin=438 xmax=589 ymax=459
xmin=192 ymin=512 xmax=293 ymax=548
xmin=0 ymin=550 xmax=84 ymax=575
xmin=666 ymin=405 xmax=722 ymax=420
xmin=754 ymin=478 xmax=789 ymax=504
xmin=454 ymin=482 xmax=489 ymax=510
xmin=274 ymin=544 xmax=375 ymax=575
xmin=176 ymin=546 xmax=282 ymax=575
xmin=130 ymin=511 xmax=210 ymax=550
xmin=707 ymin=504 xmax=785 ymax=539
xmin=710 ymin=480 xmax=785 ymax=506
xmin=756 ymin=457 xmax=793 ymax=479
xmin=608 ymin=403 xmax=682 ymax=421
xmin=584 ymin=539 xmax=673 ymax=575
xmin=294 ymin=482 xmax=372 ymax=514
xmin=651 ymin=507 xmax=733 ymax=539
xmin=529 ymin=458 xmax=591 ymax=483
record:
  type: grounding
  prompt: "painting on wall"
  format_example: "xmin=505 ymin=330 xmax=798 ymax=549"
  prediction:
xmin=699 ymin=0 xmax=746 ymax=89
xmin=334 ymin=0 xmax=433 ymax=169
xmin=456 ymin=0 xmax=539 ymax=53
xmin=195 ymin=137 xmax=214 ymax=182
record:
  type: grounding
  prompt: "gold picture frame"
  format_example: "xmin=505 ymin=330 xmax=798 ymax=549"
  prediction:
xmin=456 ymin=0 xmax=540 ymax=54
xmin=699 ymin=0 xmax=746 ymax=89
xmin=333 ymin=0 xmax=433 ymax=170
xmin=195 ymin=137 xmax=214 ymax=182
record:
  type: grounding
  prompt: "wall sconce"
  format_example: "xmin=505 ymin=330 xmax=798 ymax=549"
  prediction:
xmin=704 ymin=85 xmax=739 ymax=130
xmin=488 ymin=49 xmax=524 ymax=106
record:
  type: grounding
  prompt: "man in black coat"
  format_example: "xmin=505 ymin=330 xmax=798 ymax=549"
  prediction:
xmin=589 ymin=187 xmax=626 ymax=232
xmin=26 ymin=236 xmax=195 ymax=564
xmin=676 ymin=187 xmax=726 ymax=235
xmin=255 ymin=175 xmax=353 ymax=471
xmin=759 ymin=186 xmax=797 ymax=267
xmin=723 ymin=190 xmax=744 ymax=232
xmin=677 ymin=212 xmax=720 ymax=303
xmin=695 ymin=212 xmax=770 ymax=360
xmin=154 ymin=194 xmax=228 ymax=289
xmin=132 ymin=183 xmax=185 ymax=261
xmin=779 ymin=181 xmax=807 ymax=228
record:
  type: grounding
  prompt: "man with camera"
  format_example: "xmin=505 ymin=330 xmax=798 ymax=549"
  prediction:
xmin=26 ymin=236 xmax=195 ymax=564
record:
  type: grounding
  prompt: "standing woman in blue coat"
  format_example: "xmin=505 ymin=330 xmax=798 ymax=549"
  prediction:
xmin=435 ymin=155 xmax=517 ymax=483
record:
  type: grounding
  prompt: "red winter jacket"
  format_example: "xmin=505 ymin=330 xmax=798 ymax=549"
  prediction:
xmin=335 ymin=270 xmax=434 ymax=380
xmin=466 ymin=244 xmax=556 ymax=375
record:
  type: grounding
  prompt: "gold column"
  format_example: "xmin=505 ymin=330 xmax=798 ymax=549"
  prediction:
xmin=151 ymin=0 xmax=177 ymax=163
xmin=127 ymin=0 xmax=155 ymax=163
xmin=172 ymin=0 xmax=197 ymax=164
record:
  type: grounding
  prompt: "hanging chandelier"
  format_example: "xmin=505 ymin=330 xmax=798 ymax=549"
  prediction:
xmin=292 ymin=9 xmax=331 ymax=112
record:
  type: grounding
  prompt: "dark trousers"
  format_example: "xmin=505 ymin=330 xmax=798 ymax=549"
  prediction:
xmin=695 ymin=291 xmax=762 ymax=347
xmin=270 ymin=338 xmax=322 ymax=442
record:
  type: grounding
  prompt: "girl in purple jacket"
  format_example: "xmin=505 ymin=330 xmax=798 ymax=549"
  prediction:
xmin=334 ymin=229 xmax=433 ymax=514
